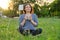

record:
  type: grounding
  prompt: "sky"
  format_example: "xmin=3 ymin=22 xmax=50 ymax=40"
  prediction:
xmin=0 ymin=0 xmax=10 ymax=9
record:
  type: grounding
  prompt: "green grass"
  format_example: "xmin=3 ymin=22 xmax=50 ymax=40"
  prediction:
xmin=0 ymin=17 xmax=60 ymax=40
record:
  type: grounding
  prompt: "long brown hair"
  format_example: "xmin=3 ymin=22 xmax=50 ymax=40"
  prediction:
xmin=23 ymin=3 xmax=34 ymax=14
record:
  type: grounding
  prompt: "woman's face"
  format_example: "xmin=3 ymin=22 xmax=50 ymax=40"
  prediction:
xmin=24 ymin=5 xmax=31 ymax=13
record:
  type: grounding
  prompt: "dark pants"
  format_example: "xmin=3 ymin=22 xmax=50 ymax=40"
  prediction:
xmin=18 ymin=27 xmax=42 ymax=36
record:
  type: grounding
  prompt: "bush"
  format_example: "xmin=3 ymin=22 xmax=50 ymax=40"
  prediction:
xmin=3 ymin=10 xmax=19 ymax=18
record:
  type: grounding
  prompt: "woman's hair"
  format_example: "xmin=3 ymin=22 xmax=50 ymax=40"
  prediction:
xmin=23 ymin=3 xmax=34 ymax=14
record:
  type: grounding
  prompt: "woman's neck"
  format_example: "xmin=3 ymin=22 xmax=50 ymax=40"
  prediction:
xmin=26 ymin=11 xmax=31 ymax=14
xmin=26 ymin=12 xmax=31 ymax=14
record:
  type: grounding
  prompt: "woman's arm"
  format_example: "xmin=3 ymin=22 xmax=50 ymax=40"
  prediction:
xmin=19 ymin=14 xmax=27 ymax=26
xmin=30 ymin=14 xmax=38 ymax=26
xmin=20 ymin=19 xmax=26 ymax=26
xmin=31 ymin=19 xmax=37 ymax=26
xmin=19 ymin=15 xmax=25 ymax=27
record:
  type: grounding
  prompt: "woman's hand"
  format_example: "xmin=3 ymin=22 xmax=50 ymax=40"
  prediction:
xmin=27 ymin=14 xmax=32 ymax=21
xmin=24 ymin=14 xmax=28 ymax=20
xmin=29 ymin=16 xmax=32 ymax=20
xmin=24 ymin=14 xmax=32 ymax=21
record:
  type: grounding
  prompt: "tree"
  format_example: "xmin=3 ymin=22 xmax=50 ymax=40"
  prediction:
xmin=49 ymin=0 xmax=60 ymax=17
xmin=34 ymin=4 xmax=41 ymax=17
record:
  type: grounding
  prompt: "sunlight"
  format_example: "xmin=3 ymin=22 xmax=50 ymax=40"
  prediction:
xmin=0 ymin=0 xmax=10 ymax=9
xmin=35 ymin=0 xmax=55 ymax=6
xmin=44 ymin=0 xmax=55 ymax=3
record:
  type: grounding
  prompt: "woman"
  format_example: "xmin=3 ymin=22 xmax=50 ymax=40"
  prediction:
xmin=19 ymin=4 xmax=42 ymax=36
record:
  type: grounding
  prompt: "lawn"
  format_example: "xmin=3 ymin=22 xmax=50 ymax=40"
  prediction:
xmin=0 ymin=17 xmax=60 ymax=40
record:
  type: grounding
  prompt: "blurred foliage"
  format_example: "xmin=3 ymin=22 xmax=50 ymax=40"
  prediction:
xmin=34 ymin=4 xmax=41 ymax=17
xmin=3 ymin=10 xmax=19 ymax=18
xmin=49 ymin=0 xmax=60 ymax=17
xmin=1 ymin=0 xmax=60 ymax=18
xmin=34 ymin=0 xmax=60 ymax=17
xmin=34 ymin=2 xmax=50 ymax=17
xmin=0 ymin=7 xmax=2 ymax=11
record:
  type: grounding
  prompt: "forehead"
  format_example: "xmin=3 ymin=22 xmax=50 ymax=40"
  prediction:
xmin=25 ymin=5 xmax=31 ymax=7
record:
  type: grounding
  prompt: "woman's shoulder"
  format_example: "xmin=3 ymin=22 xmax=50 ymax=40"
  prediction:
xmin=32 ymin=13 xmax=37 ymax=16
xmin=19 ymin=14 xmax=25 ymax=17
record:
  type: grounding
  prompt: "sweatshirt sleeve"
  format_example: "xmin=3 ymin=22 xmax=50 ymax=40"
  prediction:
xmin=19 ymin=14 xmax=24 ymax=26
xmin=34 ymin=14 xmax=38 ymax=26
